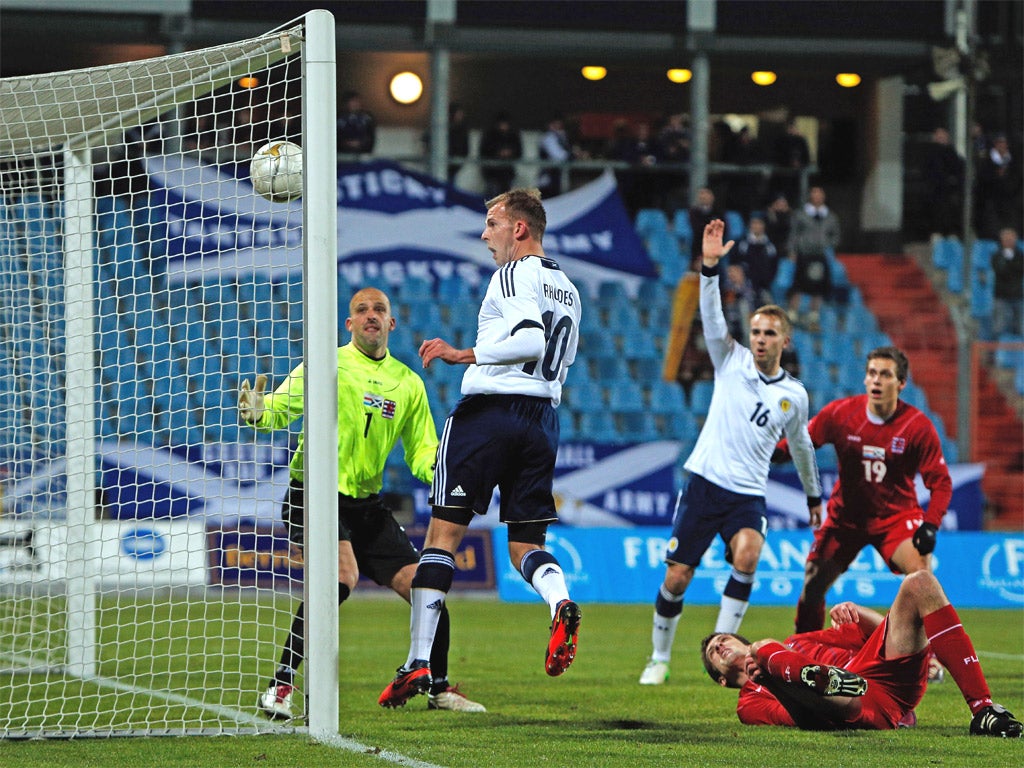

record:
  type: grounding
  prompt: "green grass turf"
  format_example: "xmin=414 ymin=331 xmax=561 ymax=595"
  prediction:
xmin=0 ymin=596 xmax=1021 ymax=767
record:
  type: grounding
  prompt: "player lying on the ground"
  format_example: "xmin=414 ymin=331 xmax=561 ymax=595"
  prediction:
xmin=700 ymin=570 xmax=1022 ymax=736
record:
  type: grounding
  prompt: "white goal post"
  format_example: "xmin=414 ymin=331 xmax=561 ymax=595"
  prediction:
xmin=0 ymin=9 xmax=338 ymax=739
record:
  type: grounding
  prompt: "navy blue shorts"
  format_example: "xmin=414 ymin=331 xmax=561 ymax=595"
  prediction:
xmin=665 ymin=474 xmax=768 ymax=567
xmin=431 ymin=394 xmax=559 ymax=524
xmin=283 ymin=480 xmax=419 ymax=586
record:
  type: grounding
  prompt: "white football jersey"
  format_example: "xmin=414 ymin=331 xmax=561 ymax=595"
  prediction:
xmin=685 ymin=272 xmax=821 ymax=498
xmin=461 ymin=255 xmax=581 ymax=406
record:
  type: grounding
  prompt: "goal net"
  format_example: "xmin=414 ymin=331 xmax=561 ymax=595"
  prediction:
xmin=0 ymin=11 xmax=338 ymax=738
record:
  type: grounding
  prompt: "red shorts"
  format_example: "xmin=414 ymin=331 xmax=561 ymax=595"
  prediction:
xmin=845 ymin=617 xmax=929 ymax=729
xmin=807 ymin=510 xmax=924 ymax=574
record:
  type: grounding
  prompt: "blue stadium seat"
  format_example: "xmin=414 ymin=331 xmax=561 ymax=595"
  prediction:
xmin=970 ymin=271 xmax=994 ymax=320
xmin=591 ymin=354 xmax=630 ymax=383
xmin=605 ymin=302 xmax=641 ymax=332
xmin=672 ymin=209 xmax=693 ymax=246
xmin=400 ymin=275 xmax=434 ymax=303
xmin=971 ymin=239 xmax=996 ymax=272
xmin=635 ymin=208 xmax=669 ymax=237
xmin=689 ymin=380 xmax=714 ymax=416
xmin=564 ymin=380 xmax=606 ymax=414
xmin=578 ymin=410 xmax=620 ymax=443
xmin=771 ymin=258 xmax=794 ymax=301
xmin=725 ymin=210 xmax=746 ymax=241
xmin=618 ymin=411 xmax=660 ymax=443
xmin=622 ymin=341 xmax=661 ymax=363
xmin=648 ymin=380 xmax=687 ymax=416
xmin=558 ymin=409 xmax=578 ymax=441
xmin=597 ymin=280 xmax=629 ymax=304
xmin=946 ymin=245 xmax=964 ymax=293
xmin=608 ymin=381 xmax=646 ymax=414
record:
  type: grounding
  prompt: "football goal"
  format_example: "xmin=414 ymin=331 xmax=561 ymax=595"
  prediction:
xmin=0 ymin=9 xmax=339 ymax=739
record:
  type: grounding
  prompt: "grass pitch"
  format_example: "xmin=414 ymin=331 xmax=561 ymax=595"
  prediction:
xmin=1 ymin=595 xmax=1021 ymax=767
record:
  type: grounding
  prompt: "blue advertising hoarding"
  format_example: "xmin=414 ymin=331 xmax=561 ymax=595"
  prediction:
xmin=493 ymin=527 xmax=1024 ymax=609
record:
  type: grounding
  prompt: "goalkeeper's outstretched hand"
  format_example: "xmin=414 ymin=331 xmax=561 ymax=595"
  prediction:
xmin=239 ymin=373 xmax=268 ymax=424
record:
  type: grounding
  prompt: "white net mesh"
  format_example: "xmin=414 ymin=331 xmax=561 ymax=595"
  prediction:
xmin=0 ymin=20 xmax=313 ymax=738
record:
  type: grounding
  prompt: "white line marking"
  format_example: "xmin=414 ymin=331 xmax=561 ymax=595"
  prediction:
xmin=0 ymin=649 xmax=446 ymax=767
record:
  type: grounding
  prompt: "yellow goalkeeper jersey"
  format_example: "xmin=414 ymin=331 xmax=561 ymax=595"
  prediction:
xmin=254 ymin=342 xmax=438 ymax=497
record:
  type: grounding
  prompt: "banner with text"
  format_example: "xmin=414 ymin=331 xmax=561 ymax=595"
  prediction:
xmin=493 ymin=527 xmax=1022 ymax=609
xmin=143 ymin=156 xmax=656 ymax=298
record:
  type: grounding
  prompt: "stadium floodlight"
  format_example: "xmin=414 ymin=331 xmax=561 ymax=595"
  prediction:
xmin=0 ymin=10 xmax=338 ymax=740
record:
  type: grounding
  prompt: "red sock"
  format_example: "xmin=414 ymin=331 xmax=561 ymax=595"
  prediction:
xmin=795 ymin=598 xmax=826 ymax=633
xmin=755 ymin=641 xmax=813 ymax=683
xmin=923 ymin=604 xmax=993 ymax=714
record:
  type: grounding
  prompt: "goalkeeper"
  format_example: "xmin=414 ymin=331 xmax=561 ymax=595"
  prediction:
xmin=240 ymin=287 xmax=485 ymax=718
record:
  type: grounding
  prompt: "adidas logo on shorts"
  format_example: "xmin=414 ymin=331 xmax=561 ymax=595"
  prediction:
xmin=450 ymin=485 xmax=466 ymax=497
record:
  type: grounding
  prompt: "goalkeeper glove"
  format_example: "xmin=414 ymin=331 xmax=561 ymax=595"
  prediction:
xmin=239 ymin=373 xmax=268 ymax=424
xmin=911 ymin=522 xmax=938 ymax=555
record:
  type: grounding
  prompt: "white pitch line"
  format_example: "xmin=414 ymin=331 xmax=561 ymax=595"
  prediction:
xmin=0 ymin=649 xmax=445 ymax=768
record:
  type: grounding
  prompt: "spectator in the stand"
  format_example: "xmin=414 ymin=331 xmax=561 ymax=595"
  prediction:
xmin=337 ymin=90 xmax=376 ymax=154
xmin=607 ymin=120 xmax=658 ymax=214
xmin=446 ymin=103 xmax=470 ymax=183
xmin=726 ymin=126 xmax=767 ymax=219
xmin=479 ymin=111 xmax=523 ymax=200
xmin=772 ymin=119 xmax=811 ymax=206
xmin=763 ymin=193 xmax=792 ymax=262
xmin=921 ymin=127 xmax=964 ymax=240
xmin=733 ymin=214 xmax=780 ymax=306
xmin=787 ymin=186 xmax=840 ymax=330
xmin=721 ymin=263 xmax=757 ymax=340
xmin=976 ymin=133 xmax=1023 ymax=237
xmin=656 ymin=112 xmax=691 ymax=210
xmin=992 ymin=227 xmax=1024 ymax=337
xmin=688 ymin=187 xmax=727 ymax=271
xmin=537 ymin=113 xmax=586 ymax=199
xmin=780 ymin=338 xmax=801 ymax=379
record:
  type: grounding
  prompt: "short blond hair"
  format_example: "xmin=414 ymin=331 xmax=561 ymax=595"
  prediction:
xmin=749 ymin=304 xmax=792 ymax=334
xmin=485 ymin=187 xmax=547 ymax=241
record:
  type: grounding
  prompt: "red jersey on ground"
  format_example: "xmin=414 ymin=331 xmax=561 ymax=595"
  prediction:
xmin=736 ymin=620 xmax=929 ymax=729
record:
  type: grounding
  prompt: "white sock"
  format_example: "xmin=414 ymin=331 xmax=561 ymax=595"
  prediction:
xmin=529 ymin=562 xmax=570 ymax=619
xmin=406 ymin=587 xmax=446 ymax=666
xmin=715 ymin=596 xmax=750 ymax=633
xmin=651 ymin=611 xmax=681 ymax=663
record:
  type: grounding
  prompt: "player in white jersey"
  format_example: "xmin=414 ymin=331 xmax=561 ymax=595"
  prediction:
xmin=380 ymin=188 xmax=583 ymax=709
xmin=639 ymin=219 xmax=822 ymax=686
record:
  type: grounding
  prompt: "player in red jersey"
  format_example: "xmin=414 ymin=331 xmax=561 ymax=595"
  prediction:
xmin=774 ymin=346 xmax=952 ymax=634
xmin=700 ymin=570 xmax=1022 ymax=736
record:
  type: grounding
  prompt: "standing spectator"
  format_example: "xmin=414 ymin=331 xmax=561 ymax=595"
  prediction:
xmin=701 ymin=571 xmax=1022 ymax=736
xmin=607 ymin=120 xmax=658 ymax=215
xmin=638 ymin=220 xmax=822 ymax=686
xmin=244 ymin=287 xmax=485 ymax=720
xmin=337 ymin=90 xmax=376 ymax=154
xmin=920 ymin=127 xmax=964 ymax=240
xmin=976 ymin=133 xmax=1023 ymax=237
xmin=763 ymin=193 xmax=793 ymax=262
xmin=733 ymin=214 xmax=780 ymax=306
xmin=787 ymin=186 xmax=841 ymax=330
xmin=992 ymin=227 xmax=1024 ymax=336
xmin=726 ymin=126 xmax=767 ymax=219
xmin=379 ymin=188 xmax=583 ymax=709
xmin=772 ymin=119 xmax=811 ymax=206
xmin=479 ymin=111 xmax=523 ymax=200
xmin=721 ymin=263 xmax=756 ymax=340
xmin=536 ymin=113 xmax=578 ymax=199
xmin=772 ymin=347 xmax=952 ymax=638
xmin=687 ymin=187 xmax=727 ymax=271
xmin=446 ymin=102 xmax=470 ymax=183
xmin=656 ymin=111 xmax=691 ymax=210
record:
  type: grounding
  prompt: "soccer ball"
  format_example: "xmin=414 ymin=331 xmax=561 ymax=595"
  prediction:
xmin=250 ymin=140 xmax=303 ymax=203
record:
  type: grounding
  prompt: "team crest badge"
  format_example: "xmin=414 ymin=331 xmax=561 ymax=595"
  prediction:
xmin=779 ymin=398 xmax=792 ymax=413
xmin=891 ymin=437 xmax=906 ymax=454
